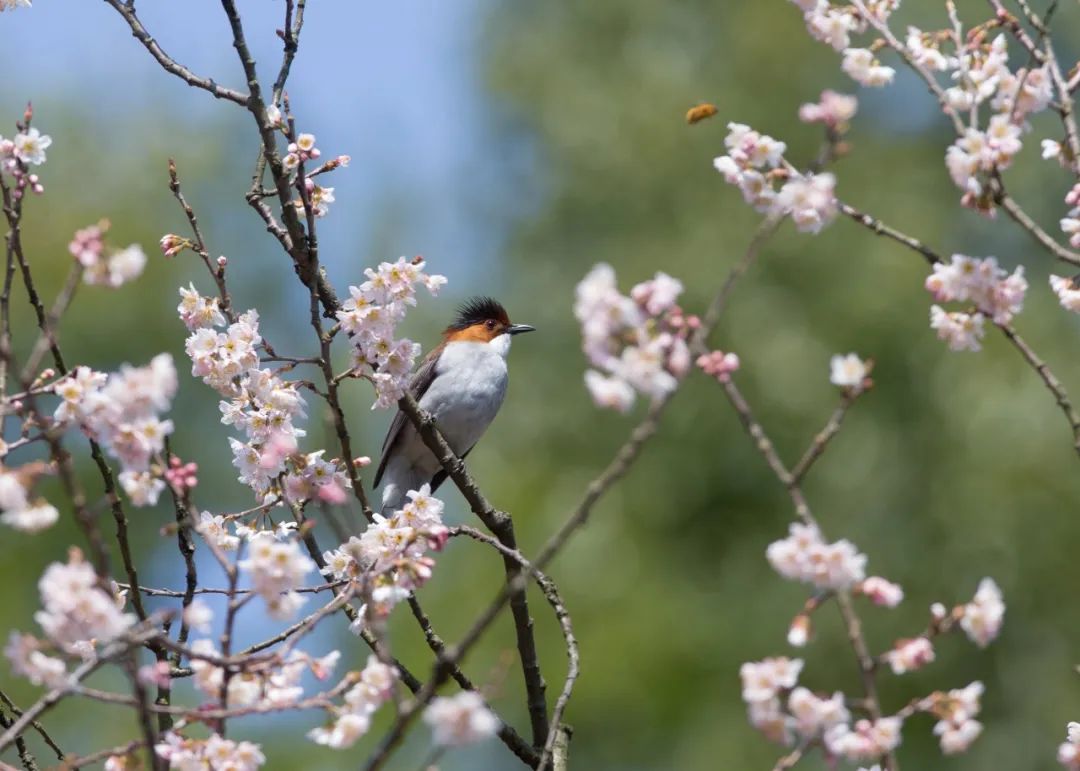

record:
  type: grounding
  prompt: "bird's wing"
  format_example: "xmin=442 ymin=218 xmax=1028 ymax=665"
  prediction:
xmin=428 ymin=445 xmax=474 ymax=494
xmin=373 ymin=344 xmax=443 ymax=488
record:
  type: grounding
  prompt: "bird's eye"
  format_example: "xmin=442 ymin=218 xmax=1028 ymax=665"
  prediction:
xmin=485 ymin=319 xmax=496 ymax=330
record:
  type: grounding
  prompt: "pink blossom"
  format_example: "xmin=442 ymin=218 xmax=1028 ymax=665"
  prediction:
xmin=842 ymin=48 xmax=895 ymax=87
xmin=884 ymin=637 xmax=935 ymax=675
xmin=423 ymin=691 xmax=499 ymax=747
xmin=1057 ymin=722 xmax=1080 ymax=767
xmin=696 ymin=350 xmax=740 ymax=382
xmin=1050 ymin=275 xmax=1080 ymax=312
xmin=929 ymin=306 xmax=985 ymax=352
xmin=788 ymin=687 xmax=849 ymax=738
xmin=857 ymin=576 xmax=904 ymax=607
xmin=825 ymin=717 xmax=903 ymax=761
xmin=959 ymin=578 xmax=1004 ymax=648
xmin=799 ymin=90 xmax=858 ymax=126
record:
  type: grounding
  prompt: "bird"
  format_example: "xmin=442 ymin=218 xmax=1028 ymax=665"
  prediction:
xmin=374 ymin=296 xmax=534 ymax=511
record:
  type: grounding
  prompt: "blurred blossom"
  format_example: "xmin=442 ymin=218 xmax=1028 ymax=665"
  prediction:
xmin=928 ymin=681 xmax=984 ymax=755
xmin=713 ymin=122 xmax=838 ymax=232
xmin=766 ymin=522 xmax=867 ymax=590
xmin=1049 ymin=275 xmax=1080 ymax=312
xmin=574 ymin=263 xmax=694 ymax=411
xmin=959 ymin=578 xmax=1004 ymax=648
xmin=857 ymin=576 xmax=904 ymax=607
xmin=829 ymin=352 xmax=868 ymax=391
xmin=423 ymin=691 xmax=499 ymax=747
xmin=824 ymin=717 xmax=902 ymax=762
xmin=156 ymin=733 xmax=265 ymax=770
xmin=1058 ymin=722 xmax=1080 ymax=767
xmin=929 ymin=306 xmax=985 ymax=352
xmin=884 ymin=637 xmax=935 ymax=675
xmin=788 ymin=687 xmax=849 ymax=739
xmin=841 ymin=48 xmax=895 ymax=87
xmin=309 ymin=656 xmax=398 ymax=749
xmin=799 ymin=90 xmax=858 ymax=127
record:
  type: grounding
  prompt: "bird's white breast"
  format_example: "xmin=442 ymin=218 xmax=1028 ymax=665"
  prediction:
xmin=419 ymin=338 xmax=510 ymax=456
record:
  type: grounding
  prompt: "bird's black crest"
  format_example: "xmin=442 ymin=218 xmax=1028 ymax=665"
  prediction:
xmin=447 ymin=296 xmax=510 ymax=330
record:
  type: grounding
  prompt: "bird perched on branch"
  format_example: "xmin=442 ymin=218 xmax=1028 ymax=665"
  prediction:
xmin=375 ymin=297 xmax=534 ymax=511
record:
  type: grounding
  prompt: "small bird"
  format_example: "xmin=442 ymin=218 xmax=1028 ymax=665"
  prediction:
xmin=375 ymin=297 xmax=534 ymax=511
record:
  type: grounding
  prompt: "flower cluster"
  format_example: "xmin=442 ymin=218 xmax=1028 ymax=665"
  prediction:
xmin=335 ymin=256 xmax=446 ymax=409
xmin=5 ymin=549 xmax=135 ymax=688
xmin=181 ymin=284 xmax=352 ymax=503
xmin=713 ymin=122 xmax=839 ymax=233
xmin=0 ymin=126 xmax=49 ymax=196
xmin=932 ymin=30 xmax=1049 ymax=208
xmin=190 ymin=637 xmax=338 ymax=709
xmin=52 ymin=354 xmax=178 ymax=506
xmin=155 ymin=733 xmax=265 ymax=770
xmin=766 ymin=522 xmax=867 ymax=590
xmin=68 ymin=222 xmax=147 ymax=288
xmin=825 ymin=717 xmax=903 ymax=761
xmin=284 ymin=132 xmax=321 ymax=170
xmin=740 ymin=656 xmax=805 ymax=743
xmin=883 ymin=636 xmax=934 ymax=675
xmin=574 ymin=264 xmax=694 ymax=412
xmin=925 ymin=254 xmax=1027 ymax=351
xmin=308 ymin=655 xmax=397 ymax=749
xmin=423 ymin=691 xmax=500 ymax=747
xmin=842 ymin=48 xmax=896 ymax=87
xmin=237 ymin=534 xmax=317 ymax=619
xmin=0 ymin=464 xmax=59 ymax=533
xmin=788 ymin=0 xmax=898 ymax=86
xmin=0 ymin=0 xmax=32 ymax=11
xmin=799 ymin=89 xmax=858 ymax=128
xmin=696 ymin=349 xmax=740 ymax=383
xmin=924 ymin=681 xmax=985 ymax=754
xmin=321 ymin=485 xmax=448 ymax=621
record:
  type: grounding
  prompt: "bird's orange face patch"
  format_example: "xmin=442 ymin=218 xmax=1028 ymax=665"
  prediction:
xmin=445 ymin=320 xmax=508 ymax=343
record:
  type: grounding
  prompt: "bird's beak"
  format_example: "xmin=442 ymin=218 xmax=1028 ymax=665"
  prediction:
xmin=508 ymin=323 xmax=536 ymax=335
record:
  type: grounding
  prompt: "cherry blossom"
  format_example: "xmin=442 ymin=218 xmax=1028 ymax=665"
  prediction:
xmin=856 ymin=576 xmax=904 ymax=607
xmin=884 ymin=637 xmax=935 ymax=675
xmin=824 ymin=716 xmax=902 ymax=762
xmin=309 ymin=656 xmax=398 ymax=749
xmin=799 ymin=90 xmax=858 ymax=127
xmin=842 ymin=48 xmax=895 ymax=87
xmin=423 ymin=691 xmax=500 ymax=747
xmin=1058 ymin=722 xmax=1080 ymax=768
xmin=927 ymin=681 xmax=984 ymax=754
xmin=959 ymin=577 xmax=1004 ymax=648
xmin=237 ymin=537 xmax=316 ymax=619
xmin=1050 ymin=275 xmax=1080 ymax=312
xmin=788 ymin=687 xmax=849 ymax=739
xmin=156 ymin=732 xmax=265 ymax=770
xmin=766 ymin=522 xmax=867 ymax=590
xmin=575 ymin=264 xmax=694 ymax=411
xmin=335 ymin=256 xmax=445 ymax=409
xmin=829 ymin=352 xmax=869 ymax=390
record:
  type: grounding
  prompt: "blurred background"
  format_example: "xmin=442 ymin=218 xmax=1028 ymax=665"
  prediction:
xmin=1 ymin=0 xmax=1079 ymax=768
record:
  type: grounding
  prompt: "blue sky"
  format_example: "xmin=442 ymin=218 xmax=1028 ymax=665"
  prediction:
xmin=0 ymin=0 xmax=529 ymax=286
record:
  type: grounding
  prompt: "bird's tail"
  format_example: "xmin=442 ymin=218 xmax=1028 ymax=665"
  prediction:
xmin=378 ymin=462 xmax=428 ymax=514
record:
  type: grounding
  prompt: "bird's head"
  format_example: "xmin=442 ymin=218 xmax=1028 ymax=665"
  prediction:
xmin=443 ymin=297 xmax=534 ymax=351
